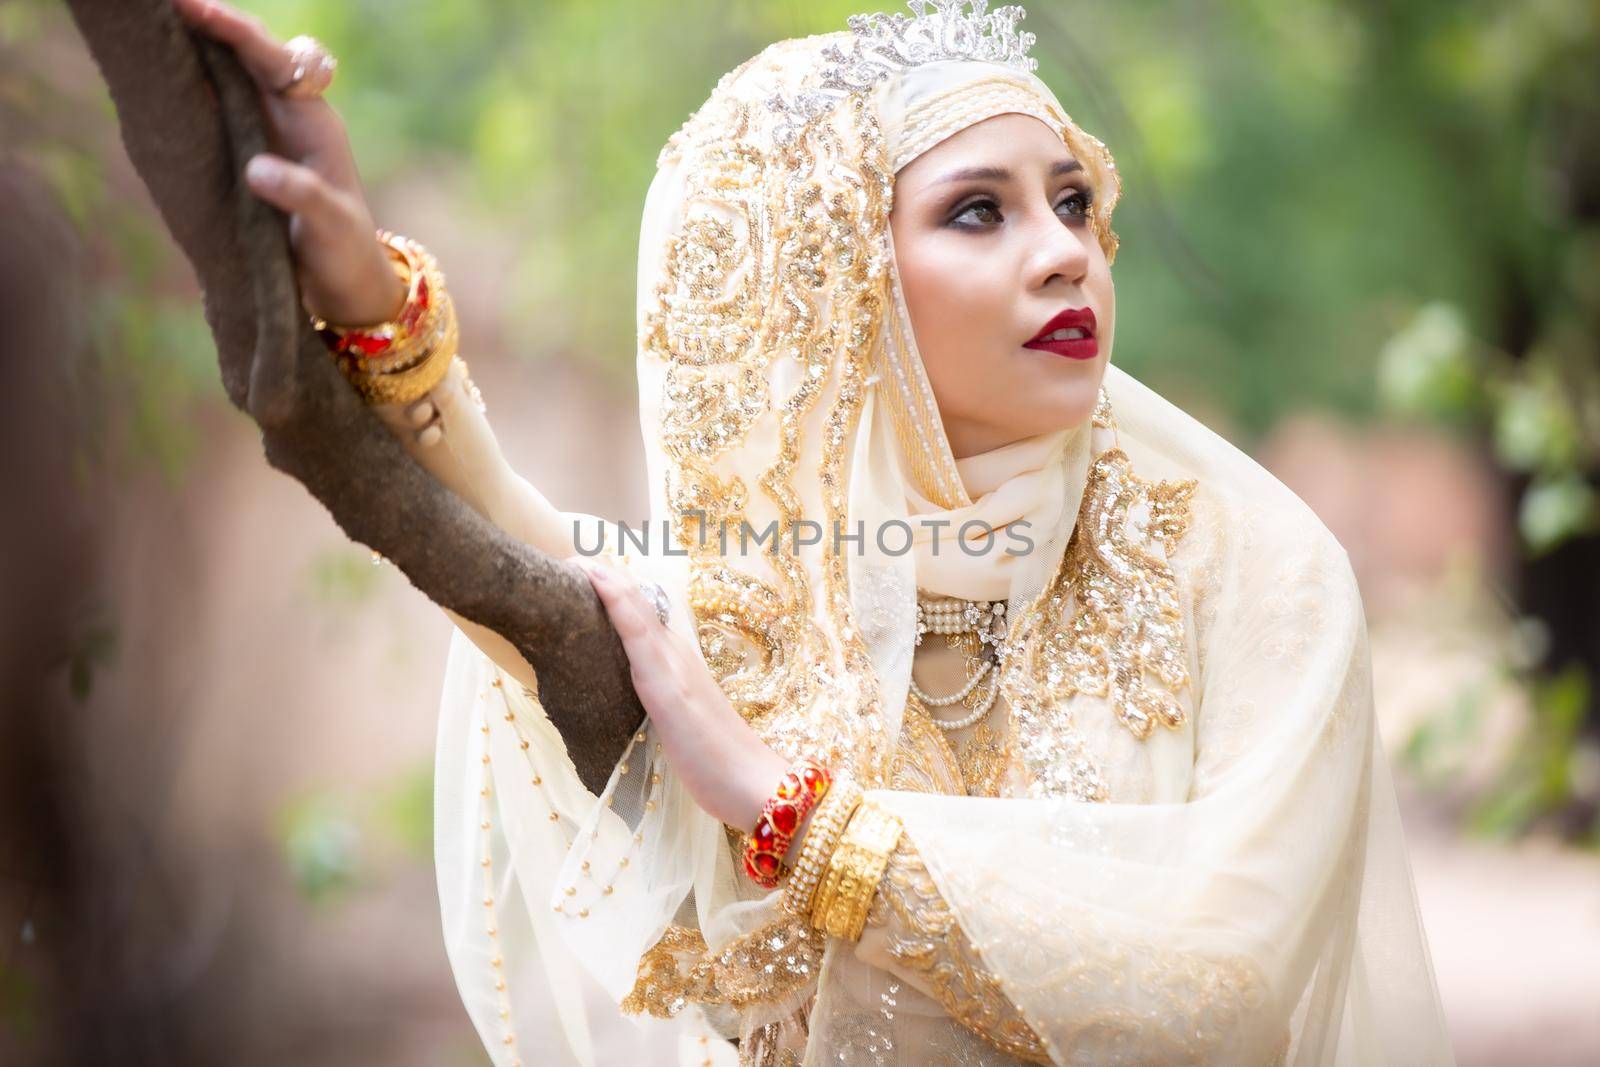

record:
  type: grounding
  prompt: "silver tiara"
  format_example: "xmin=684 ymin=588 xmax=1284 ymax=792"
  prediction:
xmin=768 ymin=1 xmax=1039 ymax=144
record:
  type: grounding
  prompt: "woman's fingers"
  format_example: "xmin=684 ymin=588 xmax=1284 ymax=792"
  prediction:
xmin=580 ymin=560 xmax=652 ymax=643
xmin=428 ymin=359 xmax=508 ymax=470
xmin=579 ymin=561 xmax=680 ymax=702
xmin=174 ymin=0 xmax=298 ymax=93
xmin=171 ymin=0 xmax=219 ymax=27
xmin=244 ymin=153 xmax=346 ymax=223
xmin=175 ymin=0 xmax=351 ymax=171
xmin=407 ymin=399 xmax=436 ymax=428
xmin=407 ymin=399 xmax=442 ymax=446
xmin=370 ymin=398 xmax=442 ymax=449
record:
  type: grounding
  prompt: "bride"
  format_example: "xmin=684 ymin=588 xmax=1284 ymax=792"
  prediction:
xmin=176 ymin=1 xmax=1454 ymax=1063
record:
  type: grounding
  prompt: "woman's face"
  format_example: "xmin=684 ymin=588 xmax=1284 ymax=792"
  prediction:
xmin=890 ymin=112 xmax=1114 ymax=458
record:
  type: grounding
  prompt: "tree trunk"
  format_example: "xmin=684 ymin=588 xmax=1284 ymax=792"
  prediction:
xmin=61 ymin=0 xmax=639 ymax=794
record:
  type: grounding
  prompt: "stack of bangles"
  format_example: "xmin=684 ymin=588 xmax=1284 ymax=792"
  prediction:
xmin=312 ymin=228 xmax=478 ymax=408
xmin=741 ymin=757 xmax=904 ymax=942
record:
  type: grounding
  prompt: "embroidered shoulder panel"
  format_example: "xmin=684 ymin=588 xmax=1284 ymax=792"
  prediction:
xmin=1061 ymin=446 xmax=1197 ymax=740
xmin=999 ymin=396 xmax=1199 ymax=799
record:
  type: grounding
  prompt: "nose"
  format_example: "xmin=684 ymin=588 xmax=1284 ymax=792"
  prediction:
xmin=1021 ymin=205 xmax=1091 ymax=292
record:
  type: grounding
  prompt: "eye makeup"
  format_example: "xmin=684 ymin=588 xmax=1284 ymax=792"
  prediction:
xmin=943 ymin=184 xmax=1095 ymax=230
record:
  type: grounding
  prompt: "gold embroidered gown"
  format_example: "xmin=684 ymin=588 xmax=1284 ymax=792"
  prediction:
xmin=430 ymin=12 xmax=1454 ymax=1067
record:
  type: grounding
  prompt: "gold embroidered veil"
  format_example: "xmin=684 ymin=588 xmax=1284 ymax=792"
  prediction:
xmin=431 ymin=6 xmax=1453 ymax=1065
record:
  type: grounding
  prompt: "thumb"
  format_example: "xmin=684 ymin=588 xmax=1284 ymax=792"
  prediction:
xmin=244 ymin=153 xmax=341 ymax=222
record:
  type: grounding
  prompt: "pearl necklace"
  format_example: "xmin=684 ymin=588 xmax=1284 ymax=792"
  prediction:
xmin=911 ymin=593 xmax=1008 ymax=732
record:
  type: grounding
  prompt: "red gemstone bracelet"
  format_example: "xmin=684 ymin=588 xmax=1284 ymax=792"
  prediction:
xmin=742 ymin=757 xmax=832 ymax=889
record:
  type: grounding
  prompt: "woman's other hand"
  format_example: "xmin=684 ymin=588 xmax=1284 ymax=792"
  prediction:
xmin=575 ymin=557 xmax=789 ymax=835
xmin=173 ymin=0 xmax=405 ymax=328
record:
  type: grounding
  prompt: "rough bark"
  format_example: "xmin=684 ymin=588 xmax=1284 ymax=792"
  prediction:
xmin=62 ymin=0 xmax=639 ymax=793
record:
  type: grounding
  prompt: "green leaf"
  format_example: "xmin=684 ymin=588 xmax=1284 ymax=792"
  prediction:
xmin=1518 ymin=475 xmax=1597 ymax=555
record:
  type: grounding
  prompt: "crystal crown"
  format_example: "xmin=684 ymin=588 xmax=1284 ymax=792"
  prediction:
xmin=768 ymin=1 xmax=1039 ymax=144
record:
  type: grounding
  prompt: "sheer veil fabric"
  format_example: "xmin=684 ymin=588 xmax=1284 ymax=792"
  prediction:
xmin=432 ymin=24 xmax=1453 ymax=1067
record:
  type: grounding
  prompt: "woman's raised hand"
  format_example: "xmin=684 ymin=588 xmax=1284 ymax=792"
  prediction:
xmin=173 ymin=0 xmax=405 ymax=328
xmin=574 ymin=557 xmax=790 ymax=835
xmin=175 ymin=1 xmax=503 ymax=507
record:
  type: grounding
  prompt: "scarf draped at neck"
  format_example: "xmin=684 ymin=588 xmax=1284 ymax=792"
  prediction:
xmin=904 ymin=424 xmax=1086 ymax=602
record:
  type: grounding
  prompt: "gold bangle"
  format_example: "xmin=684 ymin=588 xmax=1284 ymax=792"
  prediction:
xmin=781 ymin=778 xmax=863 ymax=919
xmin=314 ymin=231 xmax=460 ymax=405
xmin=809 ymin=798 xmax=902 ymax=942
xmin=343 ymin=286 xmax=459 ymax=405
xmin=808 ymin=851 xmax=849 ymax=933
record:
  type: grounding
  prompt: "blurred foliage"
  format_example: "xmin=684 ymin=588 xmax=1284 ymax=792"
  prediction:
xmin=1361 ymin=0 xmax=1600 ymax=560
xmin=378 ymin=764 xmax=437 ymax=858
xmin=0 ymin=963 xmax=39 ymax=1039
xmin=276 ymin=764 xmax=434 ymax=904
xmin=305 ymin=544 xmax=388 ymax=609
xmin=64 ymin=617 xmax=117 ymax=701
xmin=13 ymin=0 xmax=1593 ymax=475
xmin=5 ymin=0 xmax=222 ymax=483
xmin=1471 ymin=665 xmax=1597 ymax=845
xmin=1400 ymin=613 xmax=1600 ymax=846
xmin=278 ymin=794 xmax=362 ymax=902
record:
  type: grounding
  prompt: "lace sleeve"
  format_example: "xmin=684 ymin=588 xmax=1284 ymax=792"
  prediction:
xmin=857 ymin=832 xmax=1052 ymax=1064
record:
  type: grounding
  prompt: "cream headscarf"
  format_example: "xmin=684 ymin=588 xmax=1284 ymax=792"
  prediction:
xmin=432 ymin=8 xmax=1453 ymax=1066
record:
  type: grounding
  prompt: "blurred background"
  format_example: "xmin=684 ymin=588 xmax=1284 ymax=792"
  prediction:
xmin=2 ymin=0 xmax=1597 ymax=1063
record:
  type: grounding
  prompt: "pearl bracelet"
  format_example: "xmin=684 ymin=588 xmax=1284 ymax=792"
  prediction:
xmin=779 ymin=778 xmax=864 ymax=919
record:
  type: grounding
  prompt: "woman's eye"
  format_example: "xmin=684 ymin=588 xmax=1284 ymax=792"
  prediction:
xmin=951 ymin=198 xmax=1002 ymax=227
xmin=1056 ymin=190 xmax=1093 ymax=221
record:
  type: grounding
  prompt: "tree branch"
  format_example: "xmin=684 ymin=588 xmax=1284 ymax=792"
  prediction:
xmin=63 ymin=0 xmax=640 ymax=793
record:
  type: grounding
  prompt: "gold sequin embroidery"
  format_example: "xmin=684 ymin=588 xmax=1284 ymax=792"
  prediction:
xmin=999 ymin=395 xmax=1198 ymax=799
xmin=621 ymin=918 xmax=826 ymax=1019
xmin=646 ymin=74 xmax=897 ymax=786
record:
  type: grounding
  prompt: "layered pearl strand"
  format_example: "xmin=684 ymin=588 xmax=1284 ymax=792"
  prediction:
xmin=911 ymin=593 xmax=1009 ymax=731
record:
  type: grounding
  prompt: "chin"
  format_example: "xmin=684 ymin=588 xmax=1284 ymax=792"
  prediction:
xmin=1024 ymin=366 xmax=1103 ymax=429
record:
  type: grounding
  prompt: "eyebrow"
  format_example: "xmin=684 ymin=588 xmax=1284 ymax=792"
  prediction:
xmin=934 ymin=158 xmax=1083 ymax=185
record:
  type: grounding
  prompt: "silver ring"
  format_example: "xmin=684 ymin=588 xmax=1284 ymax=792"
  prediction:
xmin=637 ymin=579 xmax=670 ymax=626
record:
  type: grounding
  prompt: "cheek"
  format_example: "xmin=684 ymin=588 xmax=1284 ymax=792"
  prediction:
xmin=1095 ymin=275 xmax=1116 ymax=356
xmin=895 ymin=236 xmax=1007 ymax=403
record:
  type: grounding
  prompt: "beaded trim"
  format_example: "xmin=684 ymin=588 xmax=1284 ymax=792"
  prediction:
xmin=876 ymin=260 xmax=969 ymax=509
xmin=891 ymin=76 xmax=1067 ymax=172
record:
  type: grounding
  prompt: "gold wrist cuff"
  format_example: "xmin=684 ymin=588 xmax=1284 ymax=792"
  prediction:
xmin=808 ymin=797 xmax=902 ymax=942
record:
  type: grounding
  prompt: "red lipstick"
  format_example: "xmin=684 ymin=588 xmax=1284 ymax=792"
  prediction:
xmin=1023 ymin=307 xmax=1098 ymax=361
